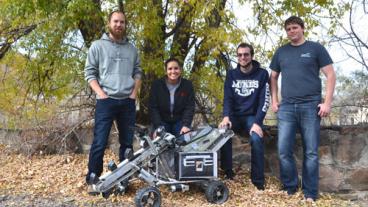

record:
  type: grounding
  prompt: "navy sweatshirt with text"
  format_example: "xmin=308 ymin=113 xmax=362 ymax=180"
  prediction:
xmin=223 ymin=60 xmax=270 ymax=126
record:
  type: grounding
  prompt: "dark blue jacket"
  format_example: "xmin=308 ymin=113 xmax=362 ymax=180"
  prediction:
xmin=223 ymin=60 xmax=270 ymax=126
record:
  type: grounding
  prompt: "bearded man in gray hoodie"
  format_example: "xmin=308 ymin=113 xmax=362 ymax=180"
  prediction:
xmin=84 ymin=10 xmax=142 ymax=191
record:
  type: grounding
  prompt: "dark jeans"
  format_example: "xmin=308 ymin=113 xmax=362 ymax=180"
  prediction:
xmin=160 ymin=121 xmax=183 ymax=137
xmin=86 ymin=97 xmax=136 ymax=183
xmin=220 ymin=115 xmax=265 ymax=186
xmin=277 ymin=101 xmax=320 ymax=199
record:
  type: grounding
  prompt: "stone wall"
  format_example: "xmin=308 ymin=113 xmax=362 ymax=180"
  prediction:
xmin=1 ymin=125 xmax=367 ymax=200
xmin=231 ymin=125 xmax=368 ymax=200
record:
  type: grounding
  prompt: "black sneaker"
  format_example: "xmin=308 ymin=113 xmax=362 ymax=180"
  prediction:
xmin=255 ymin=185 xmax=265 ymax=190
xmin=224 ymin=170 xmax=235 ymax=180
xmin=282 ymin=187 xmax=297 ymax=195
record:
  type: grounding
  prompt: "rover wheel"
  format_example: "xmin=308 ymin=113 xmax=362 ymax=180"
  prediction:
xmin=205 ymin=181 xmax=229 ymax=204
xmin=114 ymin=179 xmax=129 ymax=195
xmin=102 ymin=188 xmax=112 ymax=199
xmin=135 ymin=186 xmax=161 ymax=207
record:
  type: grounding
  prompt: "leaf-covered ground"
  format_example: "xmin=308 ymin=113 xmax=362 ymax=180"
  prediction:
xmin=0 ymin=144 xmax=362 ymax=207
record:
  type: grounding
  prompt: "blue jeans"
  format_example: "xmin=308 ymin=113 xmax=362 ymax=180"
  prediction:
xmin=221 ymin=115 xmax=265 ymax=186
xmin=86 ymin=98 xmax=136 ymax=183
xmin=277 ymin=101 xmax=320 ymax=199
xmin=161 ymin=121 xmax=183 ymax=137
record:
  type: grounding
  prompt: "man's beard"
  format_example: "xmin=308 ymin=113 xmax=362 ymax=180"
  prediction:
xmin=108 ymin=27 xmax=125 ymax=39
xmin=240 ymin=61 xmax=252 ymax=69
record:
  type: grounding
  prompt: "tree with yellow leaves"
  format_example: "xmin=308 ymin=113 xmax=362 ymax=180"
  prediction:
xmin=0 ymin=0 xmax=347 ymax=129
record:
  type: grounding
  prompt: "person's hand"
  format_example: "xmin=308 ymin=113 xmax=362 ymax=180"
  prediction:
xmin=219 ymin=117 xmax=232 ymax=129
xmin=180 ymin=126 xmax=191 ymax=134
xmin=129 ymin=93 xmax=136 ymax=100
xmin=99 ymin=92 xmax=109 ymax=99
xmin=272 ymin=100 xmax=279 ymax=113
xmin=152 ymin=131 xmax=157 ymax=139
xmin=318 ymin=102 xmax=331 ymax=117
xmin=250 ymin=123 xmax=263 ymax=138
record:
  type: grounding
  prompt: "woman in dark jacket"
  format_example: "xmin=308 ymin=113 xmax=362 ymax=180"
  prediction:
xmin=149 ymin=58 xmax=195 ymax=136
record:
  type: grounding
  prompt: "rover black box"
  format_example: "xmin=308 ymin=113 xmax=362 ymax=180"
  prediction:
xmin=176 ymin=152 xmax=217 ymax=180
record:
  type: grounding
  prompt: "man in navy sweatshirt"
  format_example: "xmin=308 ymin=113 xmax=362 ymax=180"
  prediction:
xmin=219 ymin=43 xmax=270 ymax=190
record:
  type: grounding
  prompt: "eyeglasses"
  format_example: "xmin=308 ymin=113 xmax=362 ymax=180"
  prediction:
xmin=237 ymin=53 xmax=251 ymax=57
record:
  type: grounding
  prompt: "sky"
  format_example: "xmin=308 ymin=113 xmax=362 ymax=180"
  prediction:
xmin=231 ymin=0 xmax=368 ymax=76
xmin=328 ymin=1 xmax=368 ymax=75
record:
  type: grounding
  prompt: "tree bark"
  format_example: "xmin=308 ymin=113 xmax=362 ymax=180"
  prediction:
xmin=78 ymin=0 xmax=104 ymax=47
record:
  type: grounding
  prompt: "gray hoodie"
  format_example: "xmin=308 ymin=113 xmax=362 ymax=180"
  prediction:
xmin=84 ymin=33 xmax=142 ymax=99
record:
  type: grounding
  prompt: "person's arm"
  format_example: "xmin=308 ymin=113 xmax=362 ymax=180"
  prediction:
xmin=130 ymin=49 xmax=143 ymax=99
xmin=254 ymin=75 xmax=270 ymax=126
xmin=129 ymin=79 xmax=141 ymax=99
xmin=148 ymin=82 xmax=162 ymax=129
xmin=251 ymin=74 xmax=270 ymax=137
xmin=270 ymin=71 xmax=280 ymax=113
xmin=89 ymin=80 xmax=108 ymax=99
xmin=219 ymin=71 xmax=233 ymax=128
xmin=84 ymin=44 xmax=109 ymax=99
xmin=180 ymin=81 xmax=195 ymax=134
xmin=318 ymin=64 xmax=336 ymax=117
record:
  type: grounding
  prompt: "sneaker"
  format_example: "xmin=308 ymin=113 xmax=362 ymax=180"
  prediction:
xmin=305 ymin=197 xmax=315 ymax=202
xmin=224 ymin=170 xmax=235 ymax=180
xmin=282 ymin=186 xmax=297 ymax=195
xmin=87 ymin=184 xmax=99 ymax=196
xmin=255 ymin=185 xmax=265 ymax=190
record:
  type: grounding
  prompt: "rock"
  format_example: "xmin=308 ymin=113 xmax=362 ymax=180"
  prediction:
xmin=346 ymin=168 xmax=368 ymax=191
xmin=232 ymin=134 xmax=244 ymax=145
xmin=319 ymin=165 xmax=344 ymax=192
xmin=233 ymin=152 xmax=251 ymax=169
xmin=319 ymin=146 xmax=334 ymax=165
xmin=338 ymin=183 xmax=354 ymax=193
xmin=0 ymin=195 xmax=9 ymax=202
xmin=333 ymin=135 xmax=365 ymax=165
xmin=265 ymin=153 xmax=280 ymax=177
xmin=356 ymin=148 xmax=368 ymax=167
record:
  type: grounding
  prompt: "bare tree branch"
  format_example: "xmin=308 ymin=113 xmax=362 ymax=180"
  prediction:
xmin=349 ymin=2 xmax=368 ymax=49
xmin=0 ymin=24 xmax=37 ymax=59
